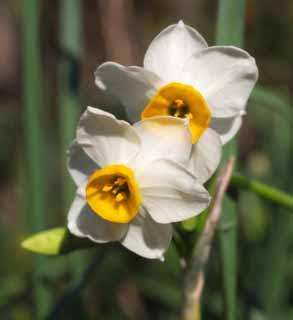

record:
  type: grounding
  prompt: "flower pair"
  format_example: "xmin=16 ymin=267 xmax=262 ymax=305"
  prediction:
xmin=67 ymin=21 xmax=258 ymax=259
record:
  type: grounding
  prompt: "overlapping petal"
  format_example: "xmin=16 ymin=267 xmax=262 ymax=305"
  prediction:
xmin=132 ymin=116 xmax=192 ymax=167
xmin=95 ymin=62 xmax=162 ymax=122
xmin=67 ymin=141 xmax=98 ymax=186
xmin=210 ymin=115 xmax=242 ymax=144
xmin=121 ymin=210 xmax=172 ymax=259
xmin=144 ymin=20 xmax=207 ymax=81
xmin=182 ymin=46 xmax=258 ymax=118
xmin=76 ymin=107 xmax=140 ymax=167
xmin=138 ymin=159 xmax=210 ymax=224
xmin=188 ymin=128 xmax=222 ymax=183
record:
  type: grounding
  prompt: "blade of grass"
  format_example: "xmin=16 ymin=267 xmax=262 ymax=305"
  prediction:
xmin=216 ymin=0 xmax=246 ymax=319
xmin=249 ymin=82 xmax=292 ymax=316
xmin=59 ymin=1 xmax=82 ymax=203
xmin=22 ymin=1 xmax=52 ymax=318
xmin=258 ymin=91 xmax=292 ymax=317
xmin=58 ymin=0 xmax=87 ymax=280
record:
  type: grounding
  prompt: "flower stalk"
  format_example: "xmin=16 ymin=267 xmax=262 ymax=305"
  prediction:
xmin=182 ymin=158 xmax=235 ymax=320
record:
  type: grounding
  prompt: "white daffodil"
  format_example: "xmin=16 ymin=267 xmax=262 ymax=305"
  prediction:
xmin=95 ymin=21 xmax=258 ymax=181
xmin=67 ymin=106 xmax=210 ymax=259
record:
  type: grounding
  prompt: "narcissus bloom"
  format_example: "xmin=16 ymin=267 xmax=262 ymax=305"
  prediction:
xmin=67 ymin=107 xmax=210 ymax=259
xmin=95 ymin=20 xmax=258 ymax=147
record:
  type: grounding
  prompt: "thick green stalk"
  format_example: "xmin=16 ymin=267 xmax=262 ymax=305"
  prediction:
xmin=216 ymin=0 xmax=245 ymax=319
xmin=58 ymin=0 xmax=86 ymax=280
xmin=22 ymin=1 xmax=52 ymax=318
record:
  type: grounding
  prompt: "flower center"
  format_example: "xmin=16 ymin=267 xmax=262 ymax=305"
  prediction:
xmin=168 ymin=99 xmax=193 ymax=119
xmin=141 ymin=82 xmax=211 ymax=143
xmin=86 ymin=164 xmax=141 ymax=223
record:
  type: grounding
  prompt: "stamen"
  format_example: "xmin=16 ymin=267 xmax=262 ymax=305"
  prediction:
xmin=174 ymin=109 xmax=182 ymax=117
xmin=115 ymin=192 xmax=127 ymax=202
xmin=112 ymin=187 xmax=120 ymax=195
xmin=102 ymin=183 xmax=113 ymax=192
xmin=85 ymin=164 xmax=141 ymax=223
xmin=169 ymin=99 xmax=191 ymax=118
xmin=102 ymin=176 xmax=129 ymax=199
xmin=174 ymin=99 xmax=185 ymax=108
xmin=184 ymin=112 xmax=193 ymax=119
xmin=114 ymin=177 xmax=126 ymax=186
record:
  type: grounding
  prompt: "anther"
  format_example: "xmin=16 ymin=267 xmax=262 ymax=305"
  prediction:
xmin=115 ymin=192 xmax=127 ymax=202
xmin=174 ymin=99 xmax=185 ymax=108
xmin=114 ymin=177 xmax=126 ymax=186
xmin=184 ymin=112 xmax=193 ymax=119
xmin=112 ymin=187 xmax=120 ymax=195
xmin=102 ymin=183 xmax=113 ymax=192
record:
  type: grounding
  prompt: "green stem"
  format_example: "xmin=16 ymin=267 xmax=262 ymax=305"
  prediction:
xmin=231 ymin=174 xmax=293 ymax=211
xmin=22 ymin=1 xmax=52 ymax=318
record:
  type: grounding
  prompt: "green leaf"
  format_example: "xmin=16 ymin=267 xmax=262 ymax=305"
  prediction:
xmin=21 ymin=227 xmax=94 ymax=255
xmin=230 ymin=174 xmax=293 ymax=210
xmin=58 ymin=0 xmax=87 ymax=281
xmin=22 ymin=1 xmax=52 ymax=316
xmin=216 ymin=0 xmax=246 ymax=319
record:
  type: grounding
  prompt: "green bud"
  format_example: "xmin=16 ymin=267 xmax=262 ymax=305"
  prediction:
xmin=21 ymin=227 xmax=93 ymax=255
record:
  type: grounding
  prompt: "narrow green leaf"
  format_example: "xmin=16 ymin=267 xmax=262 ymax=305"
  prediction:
xmin=22 ymin=1 xmax=52 ymax=317
xmin=216 ymin=0 xmax=245 ymax=46
xmin=256 ymin=87 xmax=292 ymax=316
xmin=21 ymin=228 xmax=94 ymax=255
xmin=58 ymin=0 xmax=87 ymax=280
xmin=230 ymin=174 xmax=293 ymax=210
xmin=216 ymin=0 xmax=246 ymax=319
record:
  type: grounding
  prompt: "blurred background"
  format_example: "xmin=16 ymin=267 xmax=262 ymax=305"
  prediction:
xmin=0 ymin=0 xmax=293 ymax=319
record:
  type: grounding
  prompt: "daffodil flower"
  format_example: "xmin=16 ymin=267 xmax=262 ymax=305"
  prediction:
xmin=95 ymin=21 xmax=258 ymax=181
xmin=67 ymin=107 xmax=210 ymax=259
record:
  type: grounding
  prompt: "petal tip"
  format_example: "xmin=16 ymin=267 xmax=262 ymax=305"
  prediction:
xmin=178 ymin=20 xmax=185 ymax=27
xmin=158 ymin=254 xmax=165 ymax=262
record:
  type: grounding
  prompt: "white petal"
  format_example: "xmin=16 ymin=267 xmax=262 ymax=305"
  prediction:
xmin=144 ymin=20 xmax=208 ymax=81
xmin=138 ymin=159 xmax=210 ymax=223
xmin=182 ymin=46 xmax=258 ymax=117
xmin=67 ymin=140 xmax=98 ymax=186
xmin=68 ymin=190 xmax=128 ymax=243
xmin=76 ymin=107 xmax=140 ymax=167
xmin=131 ymin=116 xmax=192 ymax=169
xmin=95 ymin=62 xmax=163 ymax=123
xmin=121 ymin=211 xmax=172 ymax=259
xmin=210 ymin=116 xmax=243 ymax=144
xmin=188 ymin=128 xmax=222 ymax=183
